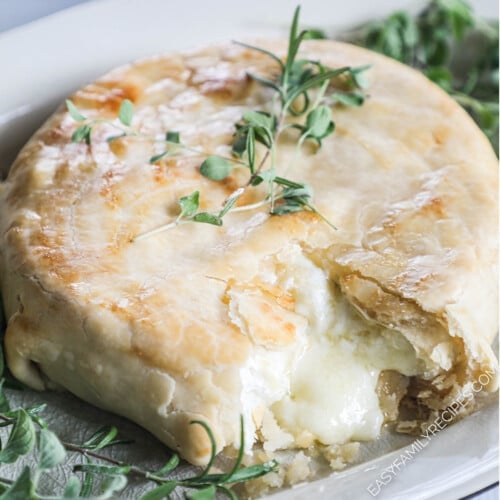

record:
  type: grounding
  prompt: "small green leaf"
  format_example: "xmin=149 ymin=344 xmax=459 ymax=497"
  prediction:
xmin=166 ymin=131 xmax=180 ymax=144
xmin=63 ymin=477 xmax=81 ymax=499
xmin=179 ymin=191 xmax=200 ymax=217
xmin=0 ymin=466 xmax=33 ymax=500
xmin=141 ymin=481 xmax=177 ymax=500
xmin=286 ymin=67 xmax=351 ymax=106
xmin=188 ymin=485 xmax=217 ymax=500
xmin=79 ymin=469 xmax=94 ymax=498
xmin=118 ymin=99 xmax=134 ymax=126
xmin=81 ymin=426 xmax=119 ymax=450
xmin=200 ymin=156 xmax=233 ymax=181
xmin=332 ymin=92 xmax=365 ymax=107
xmin=304 ymin=105 xmax=333 ymax=138
xmin=71 ymin=124 xmax=92 ymax=145
xmin=154 ymin=454 xmax=180 ymax=476
xmin=38 ymin=428 xmax=66 ymax=470
xmin=223 ymin=460 xmax=279 ymax=483
xmin=252 ymin=168 xmax=276 ymax=186
xmin=192 ymin=213 xmax=223 ymax=226
xmin=246 ymin=127 xmax=256 ymax=173
xmin=242 ymin=110 xmax=274 ymax=131
xmin=350 ymin=65 xmax=371 ymax=89
xmin=281 ymin=183 xmax=313 ymax=200
xmin=231 ymin=133 xmax=247 ymax=158
xmin=219 ymin=188 xmax=243 ymax=218
xmin=271 ymin=202 xmax=304 ymax=215
xmin=66 ymin=100 xmax=86 ymax=122
xmin=0 ymin=409 xmax=35 ymax=464
xmin=149 ymin=151 xmax=169 ymax=164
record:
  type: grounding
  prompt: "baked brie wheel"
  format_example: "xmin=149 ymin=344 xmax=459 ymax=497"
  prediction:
xmin=0 ymin=39 xmax=497 ymax=477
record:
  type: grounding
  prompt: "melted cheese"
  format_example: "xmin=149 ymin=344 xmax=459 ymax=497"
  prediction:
xmin=268 ymin=246 xmax=420 ymax=446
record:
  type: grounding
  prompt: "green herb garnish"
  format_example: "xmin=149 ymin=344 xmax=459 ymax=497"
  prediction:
xmin=67 ymin=6 xmax=368 ymax=239
xmin=340 ymin=0 xmax=499 ymax=152
xmin=0 ymin=386 xmax=276 ymax=499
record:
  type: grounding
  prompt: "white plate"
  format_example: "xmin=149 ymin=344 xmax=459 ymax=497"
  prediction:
xmin=0 ymin=1 xmax=498 ymax=498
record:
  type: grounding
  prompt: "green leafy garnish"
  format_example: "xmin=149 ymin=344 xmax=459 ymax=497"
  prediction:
xmin=67 ymin=6 xmax=368 ymax=240
xmin=341 ymin=0 xmax=499 ymax=152
xmin=118 ymin=99 xmax=134 ymax=126
xmin=200 ymin=156 xmax=233 ymax=181
xmin=0 ymin=395 xmax=275 ymax=499
xmin=65 ymin=99 xmax=86 ymax=122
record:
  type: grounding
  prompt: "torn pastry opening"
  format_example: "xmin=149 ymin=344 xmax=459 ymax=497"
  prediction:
xmin=227 ymin=243 xmax=494 ymax=468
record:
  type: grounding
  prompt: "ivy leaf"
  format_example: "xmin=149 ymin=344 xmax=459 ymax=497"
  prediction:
xmin=66 ymin=100 xmax=86 ymax=122
xmin=118 ymin=99 xmax=134 ymax=126
xmin=200 ymin=156 xmax=233 ymax=181
xmin=179 ymin=191 xmax=200 ymax=217
xmin=38 ymin=428 xmax=66 ymax=470
xmin=192 ymin=213 xmax=223 ymax=226
xmin=71 ymin=124 xmax=92 ymax=145
xmin=0 ymin=409 xmax=35 ymax=464
xmin=141 ymin=481 xmax=177 ymax=500
xmin=0 ymin=466 xmax=33 ymax=500
xmin=188 ymin=485 xmax=217 ymax=500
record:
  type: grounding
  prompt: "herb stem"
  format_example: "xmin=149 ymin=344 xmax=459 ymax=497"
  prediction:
xmin=132 ymin=220 xmax=184 ymax=242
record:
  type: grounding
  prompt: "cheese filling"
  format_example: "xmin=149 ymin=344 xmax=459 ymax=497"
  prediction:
xmin=246 ymin=246 xmax=422 ymax=449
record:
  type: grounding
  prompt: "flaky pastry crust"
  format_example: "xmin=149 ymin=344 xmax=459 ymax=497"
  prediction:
xmin=0 ymin=40 xmax=497 ymax=465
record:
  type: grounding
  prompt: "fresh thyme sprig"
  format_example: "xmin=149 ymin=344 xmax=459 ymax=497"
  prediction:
xmin=339 ymin=0 xmax=499 ymax=153
xmin=0 ymin=389 xmax=276 ymax=499
xmin=67 ymin=6 xmax=369 ymax=239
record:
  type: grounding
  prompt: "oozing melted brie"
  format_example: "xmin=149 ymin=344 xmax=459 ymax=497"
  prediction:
xmin=248 ymin=246 xmax=421 ymax=448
